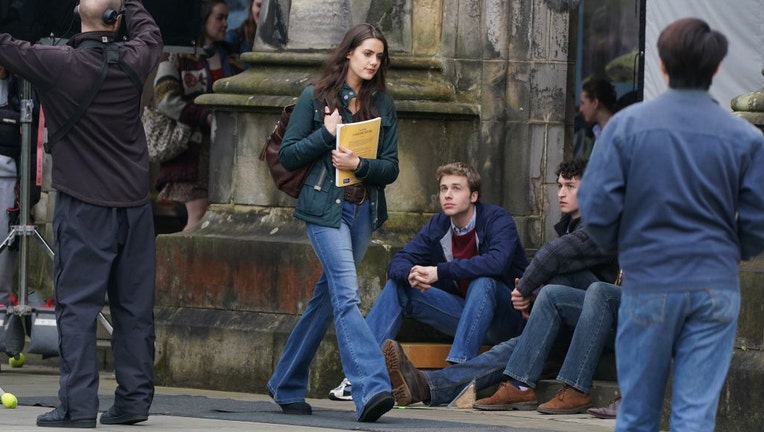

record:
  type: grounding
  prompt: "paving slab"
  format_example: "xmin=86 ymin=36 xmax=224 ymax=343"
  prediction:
xmin=0 ymin=365 xmax=615 ymax=432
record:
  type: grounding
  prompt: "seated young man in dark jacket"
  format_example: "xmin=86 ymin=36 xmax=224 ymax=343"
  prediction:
xmin=383 ymin=159 xmax=621 ymax=414
xmin=330 ymin=162 xmax=528 ymax=401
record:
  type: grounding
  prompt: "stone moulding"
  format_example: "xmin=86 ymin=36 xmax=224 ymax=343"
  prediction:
xmin=196 ymin=52 xmax=479 ymax=118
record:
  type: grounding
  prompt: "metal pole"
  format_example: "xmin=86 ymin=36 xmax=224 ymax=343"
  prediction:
xmin=16 ymin=80 xmax=33 ymax=309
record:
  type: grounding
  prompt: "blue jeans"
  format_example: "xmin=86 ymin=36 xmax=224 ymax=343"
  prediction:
xmin=546 ymin=270 xmax=601 ymax=291
xmin=506 ymin=282 xmax=621 ymax=393
xmin=614 ymin=289 xmax=739 ymax=432
xmin=365 ymin=277 xmax=524 ymax=363
xmin=424 ymin=282 xmax=620 ymax=406
xmin=267 ymin=201 xmax=391 ymax=419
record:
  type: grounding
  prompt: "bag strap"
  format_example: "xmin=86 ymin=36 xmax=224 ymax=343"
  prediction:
xmin=46 ymin=40 xmax=142 ymax=152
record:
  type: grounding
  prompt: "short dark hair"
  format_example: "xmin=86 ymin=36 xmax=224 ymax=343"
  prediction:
xmin=437 ymin=162 xmax=481 ymax=197
xmin=657 ymin=18 xmax=728 ymax=90
xmin=555 ymin=158 xmax=588 ymax=180
xmin=582 ymin=78 xmax=618 ymax=113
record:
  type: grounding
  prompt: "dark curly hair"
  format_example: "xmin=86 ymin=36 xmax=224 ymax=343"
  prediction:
xmin=555 ymin=158 xmax=588 ymax=180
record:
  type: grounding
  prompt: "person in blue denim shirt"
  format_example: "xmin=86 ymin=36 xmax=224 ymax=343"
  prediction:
xmin=578 ymin=18 xmax=764 ymax=432
xmin=330 ymin=162 xmax=528 ymax=402
xmin=267 ymin=23 xmax=399 ymax=423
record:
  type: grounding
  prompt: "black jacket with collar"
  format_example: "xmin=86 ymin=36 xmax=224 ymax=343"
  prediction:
xmin=517 ymin=213 xmax=619 ymax=297
xmin=0 ymin=0 xmax=163 ymax=207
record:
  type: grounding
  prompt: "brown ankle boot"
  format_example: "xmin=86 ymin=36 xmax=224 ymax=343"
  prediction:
xmin=473 ymin=381 xmax=538 ymax=411
xmin=537 ymin=385 xmax=592 ymax=414
xmin=382 ymin=339 xmax=431 ymax=406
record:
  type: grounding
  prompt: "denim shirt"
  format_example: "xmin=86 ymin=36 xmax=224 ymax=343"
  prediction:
xmin=279 ymin=84 xmax=399 ymax=230
xmin=578 ymin=89 xmax=764 ymax=293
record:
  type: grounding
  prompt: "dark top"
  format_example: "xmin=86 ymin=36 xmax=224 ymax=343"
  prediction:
xmin=279 ymin=84 xmax=399 ymax=230
xmin=0 ymin=0 xmax=163 ymax=207
xmin=387 ymin=202 xmax=528 ymax=296
xmin=517 ymin=213 xmax=619 ymax=297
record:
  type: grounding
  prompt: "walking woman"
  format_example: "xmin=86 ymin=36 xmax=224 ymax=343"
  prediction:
xmin=266 ymin=23 xmax=399 ymax=423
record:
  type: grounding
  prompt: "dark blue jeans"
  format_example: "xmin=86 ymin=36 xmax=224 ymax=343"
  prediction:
xmin=424 ymin=282 xmax=620 ymax=406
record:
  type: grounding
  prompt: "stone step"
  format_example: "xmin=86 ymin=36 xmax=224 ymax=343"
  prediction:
xmin=470 ymin=379 xmax=620 ymax=409
xmin=400 ymin=342 xmax=492 ymax=369
xmin=400 ymin=342 xmax=620 ymax=408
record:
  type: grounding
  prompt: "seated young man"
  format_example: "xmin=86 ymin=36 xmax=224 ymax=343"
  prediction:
xmin=330 ymin=162 xmax=528 ymax=401
xmin=514 ymin=158 xmax=619 ymax=316
xmin=383 ymin=280 xmax=621 ymax=412
xmin=383 ymin=159 xmax=620 ymax=413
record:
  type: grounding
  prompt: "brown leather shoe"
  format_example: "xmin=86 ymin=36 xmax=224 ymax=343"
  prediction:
xmin=382 ymin=339 xmax=431 ymax=406
xmin=537 ymin=385 xmax=592 ymax=414
xmin=473 ymin=381 xmax=538 ymax=411
xmin=587 ymin=396 xmax=621 ymax=419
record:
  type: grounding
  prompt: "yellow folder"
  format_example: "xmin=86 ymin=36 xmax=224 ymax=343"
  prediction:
xmin=335 ymin=117 xmax=381 ymax=187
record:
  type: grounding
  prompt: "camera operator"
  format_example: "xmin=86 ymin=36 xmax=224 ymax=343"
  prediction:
xmin=0 ymin=0 xmax=162 ymax=427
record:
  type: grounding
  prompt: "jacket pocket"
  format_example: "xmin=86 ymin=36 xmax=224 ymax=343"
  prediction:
xmin=298 ymin=165 xmax=332 ymax=217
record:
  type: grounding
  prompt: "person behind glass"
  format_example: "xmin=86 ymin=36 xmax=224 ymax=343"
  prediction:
xmin=329 ymin=162 xmax=528 ymax=402
xmin=578 ymin=18 xmax=764 ymax=432
xmin=266 ymin=23 xmax=399 ymax=423
xmin=0 ymin=0 xmax=163 ymax=427
xmin=224 ymin=0 xmax=262 ymax=54
xmin=573 ymin=78 xmax=617 ymax=159
xmin=154 ymin=0 xmax=243 ymax=231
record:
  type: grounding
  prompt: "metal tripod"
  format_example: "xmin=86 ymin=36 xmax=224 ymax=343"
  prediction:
xmin=1 ymin=80 xmax=112 ymax=359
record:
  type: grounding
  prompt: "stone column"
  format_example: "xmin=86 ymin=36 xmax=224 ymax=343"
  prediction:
xmin=707 ymin=70 xmax=764 ymax=432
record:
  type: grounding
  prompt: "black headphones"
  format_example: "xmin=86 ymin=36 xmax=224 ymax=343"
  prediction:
xmin=73 ymin=4 xmax=122 ymax=25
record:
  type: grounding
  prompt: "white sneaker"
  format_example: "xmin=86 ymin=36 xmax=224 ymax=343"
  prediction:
xmin=328 ymin=378 xmax=353 ymax=401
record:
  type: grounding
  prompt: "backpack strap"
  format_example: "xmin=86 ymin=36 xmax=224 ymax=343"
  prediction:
xmin=46 ymin=40 xmax=142 ymax=152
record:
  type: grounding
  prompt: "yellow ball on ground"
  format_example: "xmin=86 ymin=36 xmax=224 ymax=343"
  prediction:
xmin=8 ymin=353 xmax=25 ymax=368
xmin=1 ymin=392 xmax=17 ymax=409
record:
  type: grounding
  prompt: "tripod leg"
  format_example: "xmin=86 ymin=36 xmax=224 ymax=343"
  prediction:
xmin=0 ymin=226 xmax=18 ymax=255
xmin=97 ymin=312 xmax=113 ymax=335
xmin=32 ymin=229 xmax=54 ymax=260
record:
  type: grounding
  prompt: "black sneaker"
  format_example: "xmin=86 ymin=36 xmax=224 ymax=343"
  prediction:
xmin=37 ymin=407 xmax=96 ymax=428
xmin=358 ymin=391 xmax=394 ymax=422
xmin=100 ymin=405 xmax=148 ymax=425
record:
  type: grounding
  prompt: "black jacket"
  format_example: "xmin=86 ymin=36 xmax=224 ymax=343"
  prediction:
xmin=517 ymin=213 xmax=619 ymax=297
xmin=0 ymin=0 xmax=163 ymax=206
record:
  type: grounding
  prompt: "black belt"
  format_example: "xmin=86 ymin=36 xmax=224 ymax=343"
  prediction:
xmin=343 ymin=184 xmax=368 ymax=205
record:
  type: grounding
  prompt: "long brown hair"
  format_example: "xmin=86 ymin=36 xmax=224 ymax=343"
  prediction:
xmin=312 ymin=23 xmax=390 ymax=121
xmin=236 ymin=0 xmax=258 ymax=48
xmin=198 ymin=0 xmax=227 ymax=47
